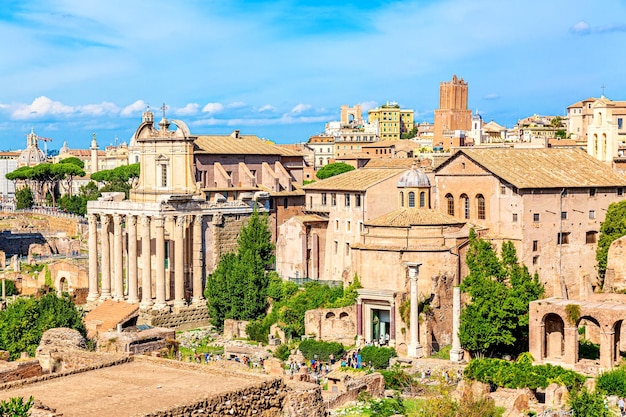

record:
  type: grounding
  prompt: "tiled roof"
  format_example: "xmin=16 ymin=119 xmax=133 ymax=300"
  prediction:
xmin=439 ymin=148 xmax=626 ymax=189
xmin=84 ymin=300 xmax=139 ymax=339
xmin=364 ymin=158 xmax=417 ymax=168
xmin=194 ymin=134 xmax=302 ymax=156
xmin=292 ymin=214 xmax=328 ymax=223
xmin=303 ymin=168 xmax=406 ymax=191
xmin=366 ymin=208 xmax=465 ymax=227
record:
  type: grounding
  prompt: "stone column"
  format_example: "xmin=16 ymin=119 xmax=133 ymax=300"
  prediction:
xmin=100 ymin=214 xmax=112 ymax=300
xmin=356 ymin=299 xmax=364 ymax=347
xmin=113 ymin=214 xmax=124 ymax=301
xmin=192 ymin=215 xmax=204 ymax=304
xmin=450 ymin=286 xmax=464 ymax=362
xmin=174 ymin=215 xmax=186 ymax=307
xmin=600 ymin=329 xmax=615 ymax=370
xmin=406 ymin=262 xmax=424 ymax=358
xmin=563 ymin=326 xmax=578 ymax=366
xmin=87 ymin=213 xmax=99 ymax=301
xmin=126 ymin=215 xmax=139 ymax=303
xmin=154 ymin=216 xmax=167 ymax=309
xmin=140 ymin=216 xmax=152 ymax=309
xmin=390 ymin=300 xmax=396 ymax=347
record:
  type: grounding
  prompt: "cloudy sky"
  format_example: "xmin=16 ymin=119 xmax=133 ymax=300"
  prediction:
xmin=1 ymin=0 xmax=625 ymax=150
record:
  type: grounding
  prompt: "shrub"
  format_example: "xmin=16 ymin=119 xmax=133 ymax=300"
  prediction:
xmin=379 ymin=366 xmax=414 ymax=390
xmin=360 ymin=346 xmax=397 ymax=369
xmin=246 ymin=320 xmax=270 ymax=344
xmin=368 ymin=394 xmax=405 ymax=417
xmin=464 ymin=355 xmax=585 ymax=390
xmin=0 ymin=396 xmax=34 ymax=417
xmin=274 ymin=343 xmax=291 ymax=361
xmin=579 ymin=339 xmax=600 ymax=360
xmin=568 ymin=388 xmax=611 ymax=417
xmin=298 ymin=339 xmax=344 ymax=361
xmin=597 ymin=366 xmax=626 ymax=397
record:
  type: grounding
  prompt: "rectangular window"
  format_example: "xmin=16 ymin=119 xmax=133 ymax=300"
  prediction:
xmin=331 ymin=193 xmax=337 ymax=206
xmin=359 ymin=221 xmax=364 ymax=233
xmin=334 ymin=241 xmax=338 ymax=255
xmin=561 ymin=211 xmax=567 ymax=220
xmin=557 ymin=232 xmax=570 ymax=245
xmin=345 ymin=194 xmax=351 ymax=207
xmin=589 ymin=210 xmax=596 ymax=220
xmin=161 ymin=165 xmax=168 ymax=187
xmin=512 ymin=213 xmax=518 ymax=223
xmin=533 ymin=240 xmax=538 ymax=251
xmin=618 ymin=187 xmax=623 ymax=196
xmin=589 ymin=188 xmax=596 ymax=197
xmin=347 ymin=221 xmax=351 ymax=232
xmin=335 ymin=219 xmax=339 ymax=231
xmin=586 ymin=231 xmax=597 ymax=244
xmin=355 ymin=194 xmax=361 ymax=207
xmin=533 ymin=213 xmax=540 ymax=222
xmin=500 ymin=185 xmax=506 ymax=195
xmin=532 ymin=255 xmax=539 ymax=266
xmin=619 ymin=118 xmax=623 ymax=130
xmin=345 ymin=243 xmax=350 ymax=256
xmin=321 ymin=193 xmax=327 ymax=205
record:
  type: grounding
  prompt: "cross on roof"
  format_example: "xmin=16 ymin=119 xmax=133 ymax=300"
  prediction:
xmin=161 ymin=103 xmax=167 ymax=119
xmin=601 ymin=84 xmax=606 ymax=96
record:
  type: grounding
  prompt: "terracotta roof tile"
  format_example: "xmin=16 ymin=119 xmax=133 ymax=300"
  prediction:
xmin=439 ymin=148 xmax=626 ymax=189
xmin=194 ymin=135 xmax=302 ymax=156
xmin=366 ymin=208 xmax=465 ymax=227
xmin=303 ymin=168 xmax=406 ymax=191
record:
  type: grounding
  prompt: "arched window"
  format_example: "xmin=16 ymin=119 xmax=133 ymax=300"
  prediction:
xmin=408 ymin=192 xmax=415 ymax=208
xmin=446 ymin=194 xmax=454 ymax=216
xmin=400 ymin=191 xmax=404 ymax=207
xmin=476 ymin=194 xmax=485 ymax=220
xmin=419 ymin=191 xmax=426 ymax=208
xmin=461 ymin=194 xmax=470 ymax=219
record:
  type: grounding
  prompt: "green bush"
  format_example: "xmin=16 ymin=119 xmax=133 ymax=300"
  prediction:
xmin=360 ymin=346 xmax=397 ymax=369
xmin=298 ymin=339 xmax=344 ymax=362
xmin=274 ymin=343 xmax=291 ymax=361
xmin=368 ymin=394 xmax=405 ymax=417
xmin=464 ymin=355 xmax=585 ymax=390
xmin=597 ymin=366 xmax=626 ymax=397
xmin=579 ymin=339 xmax=600 ymax=360
xmin=246 ymin=320 xmax=270 ymax=344
xmin=379 ymin=366 xmax=414 ymax=390
xmin=568 ymin=388 xmax=611 ymax=417
xmin=0 ymin=396 xmax=34 ymax=417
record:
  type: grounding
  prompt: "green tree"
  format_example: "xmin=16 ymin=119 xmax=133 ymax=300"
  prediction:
xmin=459 ymin=230 xmax=544 ymax=358
xmin=0 ymin=293 xmax=85 ymax=360
xmin=91 ymin=163 xmax=140 ymax=199
xmin=315 ymin=162 xmax=355 ymax=180
xmin=205 ymin=209 xmax=275 ymax=330
xmin=15 ymin=186 xmax=34 ymax=209
xmin=596 ymin=200 xmax=626 ymax=286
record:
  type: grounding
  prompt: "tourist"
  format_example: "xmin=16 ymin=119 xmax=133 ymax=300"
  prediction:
xmin=618 ymin=397 xmax=624 ymax=415
xmin=329 ymin=353 xmax=335 ymax=365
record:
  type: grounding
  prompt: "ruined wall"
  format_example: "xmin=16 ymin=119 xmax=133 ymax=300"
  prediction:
xmin=324 ymin=373 xmax=385 ymax=410
xmin=224 ymin=319 xmax=250 ymax=339
xmin=305 ymin=306 xmax=356 ymax=346
xmin=142 ymin=377 xmax=286 ymax=417
xmin=604 ymin=235 xmax=626 ymax=293
xmin=283 ymin=381 xmax=326 ymax=417
xmin=205 ymin=213 xmax=249 ymax=273
xmin=137 ymin=304 xmax=210 ymax=330
xmin=0 ymin=360 xmax=42 ymax=384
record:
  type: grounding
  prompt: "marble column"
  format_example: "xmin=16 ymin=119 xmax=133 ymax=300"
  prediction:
xmin=113 ymin=214 xmax=124 ymax=301
xmin=192 ymin=215 xmax=204 ymax=303
xmin=126 ymin=215 xmax=139 ymax=303
xmin=154 ymin=216 xmax=167 ymax=309
xmin=600 ymin=329 xmax=616 ymax=370
xmin=390 ymin=300 xmax=396 ymax=347
xmin=100 ymin=214 xmax=112 ymax=300
xmin=140 ymin=216 xmax=152 ymax=309
xmin=406 ymin=262 xmax=424 ymax=358
xmin=174 ymin=215 xmax=186 ymax=307
xmin=87 ymin=214 xmax=99 ymax=301
xmin=450 ymin=286 xmax=464 ymax=362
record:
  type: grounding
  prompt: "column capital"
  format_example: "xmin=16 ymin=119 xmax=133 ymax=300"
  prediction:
xmin=194 ymin=214 xmax=203 ymax=225
xmin=113 ymin=213 xmax=123 ymax=224
xmin=153 ymin=216 xmax=165 ymax=228
xmin=405 ymin=262 xmax=421 ymax=280
xmin=101 ymin=214 xmax=111 ymax=226
xmin=176 ymin=215 xmax=186 ymax=228
xmin=127 ymin=214 xmax=137 ymax=227
xmin=88 ymin=213 xmax=98 ymax=224
xmin=141 ymin=215 xmax=151 ymax=227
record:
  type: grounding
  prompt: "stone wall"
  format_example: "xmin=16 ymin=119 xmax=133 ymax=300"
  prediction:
xmin=305 ymin=306 xmax=356 ymax=346
xmin=324 ymin=372 xmax=385 ymax=410
xmin=224 ymin=319 xmax=250 ymax=339
xmin=205 ymin=213 xmax=249 ymax=273
xmin=604 ymin=235 xmax=626 ymax=292
xmin=282 ymin=380 xmax=326 ymax=417
xmin=141 ymin=376 xmax=286 ymax=417
xmin=137 ymin=304 xmax=210 ymax=330
xmin=0 ymin=360 xmax=42 ymax=384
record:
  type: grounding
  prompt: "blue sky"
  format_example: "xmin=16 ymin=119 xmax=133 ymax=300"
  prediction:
xmin=1 ymin=0 xmax=625 ymax=151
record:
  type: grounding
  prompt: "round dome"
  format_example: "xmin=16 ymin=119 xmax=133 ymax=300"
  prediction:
xmin=18 ymin=147 xmax=46 ymax=166
xmin=397 ymin=168 xmax=430 ymax=188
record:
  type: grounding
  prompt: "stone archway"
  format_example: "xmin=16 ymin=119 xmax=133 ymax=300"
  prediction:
xmin=543 ymin=313 xmax=565 ymax=360
xmin=55 ymin=273 xmax=71 ymax=296
xmin=613 ymin=320 xmax=624 ymax=364
xmin=577 ymin=315 xmax=601 ymax=362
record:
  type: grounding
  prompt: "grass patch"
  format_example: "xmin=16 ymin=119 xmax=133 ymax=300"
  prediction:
xmin=429 ymin=345 xmax=451 ymax=359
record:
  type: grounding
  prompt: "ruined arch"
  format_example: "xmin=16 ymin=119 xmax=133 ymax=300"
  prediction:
xmin=543 ymin=313 xmax=565 ymax=360
xmin=577 ymin=315 xmax=601 ymax=361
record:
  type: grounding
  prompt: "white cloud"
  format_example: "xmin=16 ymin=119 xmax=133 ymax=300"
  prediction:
xmin=258 ymin=104 xmax=276 ymax=112
xmin=290 ymin=104 xmax=312 ymax=114
xmin=78 ymin=102 xmax=119 ymax=116
xmin=359 ymin=101 xmax=378 ymax=112
xmin=202 ymin=102 xmax=224 ymax=114
xmin=571 ymin=21 xmax=590 ymax=34
xmin=174 ymin=103 xmax=200 ymax=116
xmin=482 ymin=93 xmax=500 ymax=100
xmin=120 ymin=100 xmax=147 ymax=117
xmin=227 ymin=101 xmax=246 ymax=108
xmin=11 ymin=96 xmax=74 ymax=120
